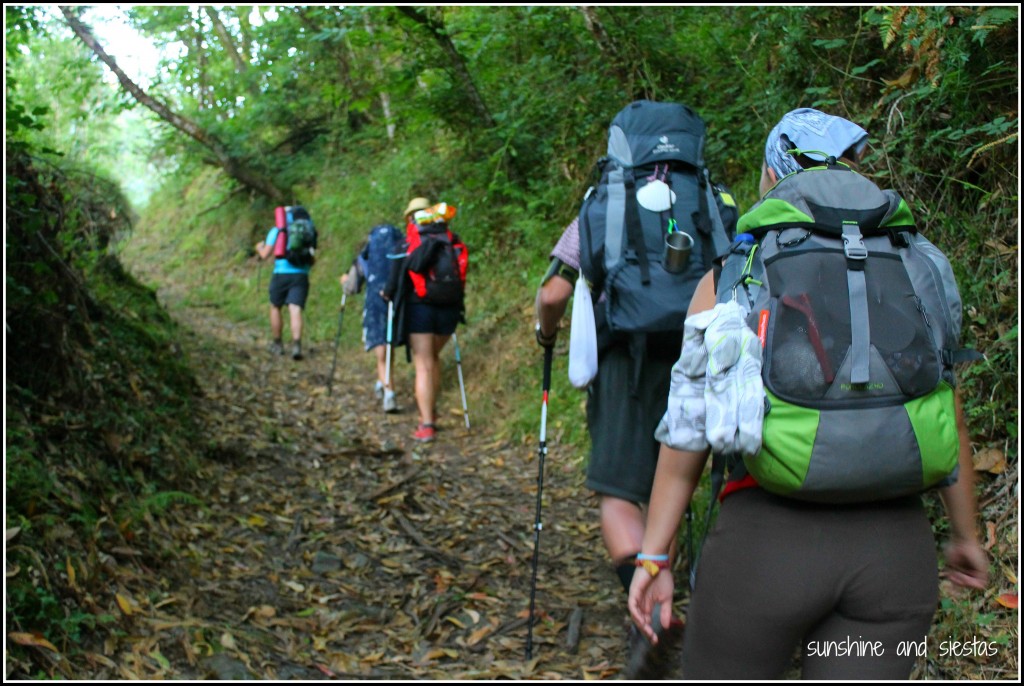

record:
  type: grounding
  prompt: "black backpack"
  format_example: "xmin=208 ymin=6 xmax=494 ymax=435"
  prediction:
xmin=579 ymin=100 xmax=737 ymax=337
xmin=407 ymin=222 xmax=467 ymax=306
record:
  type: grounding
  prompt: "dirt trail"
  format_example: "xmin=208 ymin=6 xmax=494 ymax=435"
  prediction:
xmin=100 ymin=296 xmax=643 ymax=680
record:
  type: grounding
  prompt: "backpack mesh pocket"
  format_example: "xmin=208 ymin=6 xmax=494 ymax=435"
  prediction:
xmin=761 ymin=250 xmax=941 ymax=407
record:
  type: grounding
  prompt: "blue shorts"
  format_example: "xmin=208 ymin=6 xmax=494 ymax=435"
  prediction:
xmin=406 ymin=302 xmax=460 ymax=336
xmin=269 ymin=273 xmax=309 ymax=308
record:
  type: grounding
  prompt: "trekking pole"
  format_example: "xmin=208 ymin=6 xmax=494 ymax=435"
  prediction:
xmin=452 ymin=333 xmax=470 ymax=429
xmin=525 ymin=345 xmax=553 ymax=661
xmin=326 ymin=293 xmax=347 ymax=396
xmin=686 ymin=506 xmax=696 ymax=591
xmin=385 ymin=300 xmax=394 ymax=389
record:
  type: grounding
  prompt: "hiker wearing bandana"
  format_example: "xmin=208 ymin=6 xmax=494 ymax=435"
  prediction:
xmin=629 ymin=108 xmax=988 ymax=679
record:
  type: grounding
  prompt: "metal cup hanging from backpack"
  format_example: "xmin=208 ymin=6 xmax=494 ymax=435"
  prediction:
xmin=638 ymin=164 xmax=695 ymax=275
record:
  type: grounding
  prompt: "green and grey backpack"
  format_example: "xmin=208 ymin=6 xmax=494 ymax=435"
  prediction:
xmin=716 ymin=160 xmax=981 ymax=503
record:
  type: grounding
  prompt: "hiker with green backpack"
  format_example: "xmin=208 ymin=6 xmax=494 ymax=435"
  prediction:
xmin=255 ymin=205 xmax=318 ymax=360
xmin=628 ymin=108 xmax=988 ymax=679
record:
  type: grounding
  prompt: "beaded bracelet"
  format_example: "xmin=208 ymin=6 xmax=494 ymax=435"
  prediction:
xmin=635 ymin=556 xmax=670 ymax=578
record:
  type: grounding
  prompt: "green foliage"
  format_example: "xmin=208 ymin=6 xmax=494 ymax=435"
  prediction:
xmin=96 ymin=3 xmax=1018 ymax=461
xmin=5 ymin=144 xmax=206 ymax=674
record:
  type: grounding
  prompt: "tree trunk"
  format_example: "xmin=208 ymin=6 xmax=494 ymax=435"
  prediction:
xmin=363 ymin=15 xmax=395 ymax=142
xmin=191 ymin=18 xmax=210 ymax=111
xmin=205 ymin=6 xmax=260 ymax=101
xmin=578 ymin=6 xmax=633 ymax=91
xmin=59 ymin=6 xmax=287 ymax=204
xmin=238 ymin=10 xmax=253 ymax=61
xmin=397 ymin=6 xmax=496 ymax=130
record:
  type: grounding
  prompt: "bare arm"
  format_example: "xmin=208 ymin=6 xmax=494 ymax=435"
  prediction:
xmin=629 ymin=443 xmax=710 ymax=641
xmin=642 ymin=444 xmax=711 ymax=560
xmin=255 ymin=239 xmax=274 ymax=261
xmin=629 ymin=269 xmax=718 ymax=640
xmin=938 ymin=390 xmax=989 ymax=590
xmin=535 ymin=272 xmax=573 ymax=341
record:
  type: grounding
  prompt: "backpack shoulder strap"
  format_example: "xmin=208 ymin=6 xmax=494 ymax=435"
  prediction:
xmin=715 ymin=233 xmax=762 ymax=309
xmin=698 ymin=168 xmax=734 ymax=265
xmin=622 ymin=168 xmax=652 ymax=284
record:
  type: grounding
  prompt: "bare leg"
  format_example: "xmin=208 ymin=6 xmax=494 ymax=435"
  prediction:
xmin=431 ymin=334 xmax=451 ymax=418
xmin=410 ymin=333 xmax=437 ymax=426
xmin=411 ymin=333 xmax=451 ymax=426
xmin=288 ymin=304 xmax=303 ymax=342
xmin=601 ymin=495 xmax=647 ymax=563
xmin=373 ymin=345 xmax=390 ymax=388
xmin=269 ymin=305 xmax=283 ymax=340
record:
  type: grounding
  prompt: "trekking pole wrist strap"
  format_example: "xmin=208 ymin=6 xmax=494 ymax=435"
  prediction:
xmin=535 ymin=322 xmax=557 ymax=347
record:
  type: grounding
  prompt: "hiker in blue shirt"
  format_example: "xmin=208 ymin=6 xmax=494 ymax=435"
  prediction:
xmin=629 ymin=108 xmax=988 ymax=680
xmin=255 ymin=208 xmax=315 ymax=361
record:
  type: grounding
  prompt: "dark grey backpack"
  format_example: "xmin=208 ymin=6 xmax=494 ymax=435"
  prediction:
xmin=578 ymin=100 xmax=737 ymax=336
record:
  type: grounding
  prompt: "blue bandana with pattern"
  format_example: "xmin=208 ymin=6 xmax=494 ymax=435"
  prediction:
xmin=764 ymin=108 xmax=869 ymax=178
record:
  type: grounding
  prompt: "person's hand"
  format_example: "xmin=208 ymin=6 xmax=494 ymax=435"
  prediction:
xmin=535 ymin=322 xmax=557 ymax=349
xmin=628 ymin=564 xmax=675 ymax=644
xmin=380 ymin=290 xmax=390 ymax=303
xmin=340 ymin=274 xmax=348 ymax=286
xmin=943 ymin=538 xmax=989 ymax=590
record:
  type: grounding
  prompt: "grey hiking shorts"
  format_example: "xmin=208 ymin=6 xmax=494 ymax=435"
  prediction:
xmin=584 ymin=342 xmax=674 ymax=504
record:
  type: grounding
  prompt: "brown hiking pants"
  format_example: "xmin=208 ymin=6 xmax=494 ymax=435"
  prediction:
xmin=681 ymin=487 xmax=938 ymax=680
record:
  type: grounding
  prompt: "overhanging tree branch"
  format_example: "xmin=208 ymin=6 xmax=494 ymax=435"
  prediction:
xmin=205 ymin=6 xmax=248 ymax=75
xmin=59 ymin=5 xmax=288 ymax=204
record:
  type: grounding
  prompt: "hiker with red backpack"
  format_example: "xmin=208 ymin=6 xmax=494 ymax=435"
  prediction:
xmin=628 ymin=108 xmax=988 ymax=679
xmin=255 ymin=205 xmax=318 ymax=360
xmin=383 ymin=199 xmax=469 ymax=443
xmin=535 ymin=100 xmax=739 ymax=677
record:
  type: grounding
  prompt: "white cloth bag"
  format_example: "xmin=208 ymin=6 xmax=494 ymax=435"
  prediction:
xmin=568 ymin=274 xmax=599 ymax=388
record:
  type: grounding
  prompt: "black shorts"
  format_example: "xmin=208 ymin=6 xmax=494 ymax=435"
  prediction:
xmin=584 ymin=342 xmax=674 ymax=504
xmin=406 ymin=302 xmax=460 ymax=335
xmin=269 ymin=273 xmax=310 ymax=308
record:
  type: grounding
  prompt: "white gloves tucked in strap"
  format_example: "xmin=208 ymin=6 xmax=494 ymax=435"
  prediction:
xmin=656 ymin=300 xmax=764 ymax=456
